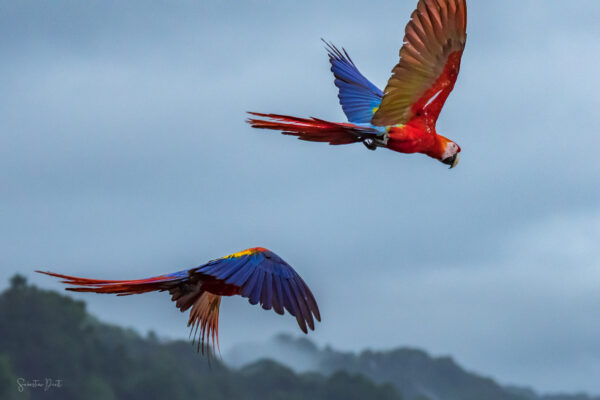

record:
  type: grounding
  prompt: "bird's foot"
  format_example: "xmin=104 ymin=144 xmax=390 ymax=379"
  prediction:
xmin=363 ymin=139 xmax=377 ymax=151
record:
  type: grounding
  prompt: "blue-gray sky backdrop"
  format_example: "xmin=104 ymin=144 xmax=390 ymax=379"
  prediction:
xmin=1 ymin=0 xmax=599 ymax=394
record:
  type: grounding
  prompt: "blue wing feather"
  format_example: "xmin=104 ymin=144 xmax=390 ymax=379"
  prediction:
xmin=272 ymin=275 xmax=285 ymax=315
xmin=289 ymin=278 xmax=313 ymax=330
xmin=324 ymin=40 xmax=383 ymax=124
xmin=283 ymin=281 xmax=307 ymax=333
xmin=281 ymin=280 xmax=298 ymax=314
xmin=215 ymin=259 xmax=246 ymax=280
xmin=240 ymin=267 xmax=261 ymax=300
xmin=261 ymin=272 xmax=273 ymax=310
xmin=225 ymin=260 xmax=255 ymax=287
xmin=249 ymin=270 xmax=265 ymax=305
xmin=194 ymin=249 xmax=319 ymax=333
xmin=297 ymin=275 xmax=320 ymax=321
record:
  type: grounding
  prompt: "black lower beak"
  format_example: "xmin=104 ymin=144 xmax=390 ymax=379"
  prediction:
xmin=442 ymin=154 xmax=459 ymax=169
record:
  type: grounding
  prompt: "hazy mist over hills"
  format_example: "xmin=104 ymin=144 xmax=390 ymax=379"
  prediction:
xmin=226 ymin=334 xmax=600 ymax=400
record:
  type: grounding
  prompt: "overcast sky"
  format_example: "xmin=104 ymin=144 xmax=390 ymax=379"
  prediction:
xmin=2 ymin=0 xmax=600 ymax=394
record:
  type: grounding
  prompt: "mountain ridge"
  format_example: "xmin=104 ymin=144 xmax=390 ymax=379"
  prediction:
xmin=226 ymin=333 xmax=600 ymax=400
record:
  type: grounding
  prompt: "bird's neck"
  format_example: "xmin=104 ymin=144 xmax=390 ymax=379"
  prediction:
xmin=424 ymin=134 xmax=450 ymax=161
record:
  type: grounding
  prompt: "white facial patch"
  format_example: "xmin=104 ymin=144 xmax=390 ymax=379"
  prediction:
xmin=442 ymin=142 xmax=459 ymax=160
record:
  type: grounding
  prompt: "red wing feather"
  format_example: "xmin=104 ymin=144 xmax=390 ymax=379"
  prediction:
xmin=371 ymin=0 xmax=467 ymax=127
xmin=188 ymin=292 xmax=221 ymax=356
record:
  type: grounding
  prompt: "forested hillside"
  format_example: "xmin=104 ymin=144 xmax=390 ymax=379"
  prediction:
xmin=0 ymin=275 xmax=400 ymax=400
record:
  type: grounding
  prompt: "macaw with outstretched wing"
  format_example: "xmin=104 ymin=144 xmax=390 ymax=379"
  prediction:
xmin=248 ymin=0 xmax=467 ymax=168
xmin=37 ymin=247 xmax=320 ymax=355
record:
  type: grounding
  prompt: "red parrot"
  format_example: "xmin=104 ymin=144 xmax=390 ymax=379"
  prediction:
xmin=248 ymin=0 xmax=467 ymax=168
xmin=36 ymin=247 xmax=320 ymax=354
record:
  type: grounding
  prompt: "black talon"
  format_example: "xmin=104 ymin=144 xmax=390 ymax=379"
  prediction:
xmin=363 ymin=139 xmax=377 ymax=151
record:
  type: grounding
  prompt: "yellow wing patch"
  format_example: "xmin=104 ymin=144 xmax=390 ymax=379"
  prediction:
xmin=223 ymin=247 xmax=267 ymax=259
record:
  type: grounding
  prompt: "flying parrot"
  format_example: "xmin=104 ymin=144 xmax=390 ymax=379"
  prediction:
xmin=36 ymin=247 xmax=320 ymax=354
xmin=248 ymin=0 xmax=467 ymax=168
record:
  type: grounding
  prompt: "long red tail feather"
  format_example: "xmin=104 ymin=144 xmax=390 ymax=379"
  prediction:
xmin=35 ymin=270 xmax=182 ymax=295
xmin=36 ymin=269 xmax=223 ymax=357
xmin=247 ymin=112 xmax=379 ymax=145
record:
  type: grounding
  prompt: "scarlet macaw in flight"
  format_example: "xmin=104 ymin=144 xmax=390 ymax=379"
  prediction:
xmin=248 ymin=0 xmax=467 ymax=168
xmin=37 ymin=247 xmax=320 ymax=354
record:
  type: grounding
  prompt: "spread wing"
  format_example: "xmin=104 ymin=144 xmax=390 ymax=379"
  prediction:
xmin=36 ymin=247 xmax=321 ymax=356
xmin=371 ymin=0 xmax=467 ymax=127
xmin=193 ymin=247 xmax=321 ymax=334
xmin=323 ymin=40 xmax=383 ymax=124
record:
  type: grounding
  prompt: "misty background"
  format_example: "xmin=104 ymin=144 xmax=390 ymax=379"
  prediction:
xmin=1 ymin=0 xmax=599 ymax=394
